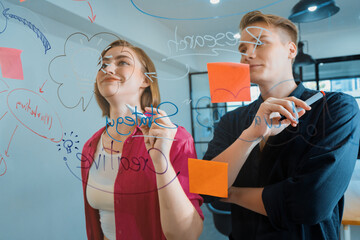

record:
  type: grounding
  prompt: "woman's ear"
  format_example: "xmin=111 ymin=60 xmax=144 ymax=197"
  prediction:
xmin=288 ymin=41 xmax=297 ymax=60
xmin=141 ymin=73 xmax=152 ymax=88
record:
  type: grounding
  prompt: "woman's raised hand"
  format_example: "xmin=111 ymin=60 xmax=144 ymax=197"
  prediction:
xmin=139 ymin=107 xmax=178 ymax=158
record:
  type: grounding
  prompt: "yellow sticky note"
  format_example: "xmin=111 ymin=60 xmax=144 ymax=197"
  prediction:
xmin=188 ymin=158 xmax=228 ymax=198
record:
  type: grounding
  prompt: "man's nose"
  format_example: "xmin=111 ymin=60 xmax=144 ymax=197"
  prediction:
xmin=241 ymin=47 xmax=256 ymax=63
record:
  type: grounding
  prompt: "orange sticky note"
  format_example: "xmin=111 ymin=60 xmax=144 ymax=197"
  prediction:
xmin=188 ymin=158 xmax=228 ymax=198
xmin=207 ymin=62 xmax=250 ymax=103
xmin=0 ymin=47 xmax=24 ymax=80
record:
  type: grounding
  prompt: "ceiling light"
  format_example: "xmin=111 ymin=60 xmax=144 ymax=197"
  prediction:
xmin=289 ymin=0 xmax=340 ymax=23
xmin=233 ymin=33 xmax=240 ymax=39
xmin=308 ymin=6 xmax=318 ymax=12
xmin=210 ymin=0 xmax=220 ymax=4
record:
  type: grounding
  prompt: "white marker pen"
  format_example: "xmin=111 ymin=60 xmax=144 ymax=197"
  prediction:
xmin=279 ymin=91 xmax=325 ymax=121
xmin=125 ymin=104 xmax=148 ymax=120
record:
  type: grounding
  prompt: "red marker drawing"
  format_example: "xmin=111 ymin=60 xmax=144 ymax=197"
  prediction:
xmin=73 ymin=0 xmax=96 ymax=23
xmin=0 ymin=153 xmax=7 ymax=176
xmin=39 ymin=79 xmax=47 ymax=93
xmin=0 ymin=111 xmax=7 ymax=121
xmin=5 ymin=125 xmax=18 ymax=157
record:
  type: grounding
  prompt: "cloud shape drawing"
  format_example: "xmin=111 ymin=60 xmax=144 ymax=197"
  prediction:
xmin=130 ymin=0 xmax=285 ymax=21
xmin=48 ymin=32 xmax=121 ymax=111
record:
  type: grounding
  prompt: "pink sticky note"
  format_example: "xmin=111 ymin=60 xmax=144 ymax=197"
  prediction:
xmin=0 ymin=47 xmax=24 ymax=80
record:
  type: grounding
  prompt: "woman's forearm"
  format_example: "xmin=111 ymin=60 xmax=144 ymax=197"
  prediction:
xmin=152 ymin=154 xmax=203 ymax=240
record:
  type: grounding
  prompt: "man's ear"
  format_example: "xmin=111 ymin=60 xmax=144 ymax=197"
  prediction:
xmin=288 ymin=41 xmax=297 ymax=60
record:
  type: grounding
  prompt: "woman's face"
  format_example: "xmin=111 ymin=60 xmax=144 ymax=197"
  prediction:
xmin=96 ymin=46 xmax=149 ymax=105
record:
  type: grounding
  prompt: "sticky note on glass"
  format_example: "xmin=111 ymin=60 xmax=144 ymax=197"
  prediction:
xmin=207 ymin=62 xmax=250 ymax=103
xmin=0 ymin=47 xmax=24 ymax=80
xmin=188 ymin=158 xmax=228 ymax=198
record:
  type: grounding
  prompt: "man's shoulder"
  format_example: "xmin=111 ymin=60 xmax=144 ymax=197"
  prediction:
xmin=302 ymin=87 xmax=358 ymax=111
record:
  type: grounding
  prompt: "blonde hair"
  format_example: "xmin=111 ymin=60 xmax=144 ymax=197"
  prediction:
xmin=240 ymin=11 xmax=298 ymax=46
xmin=94 ymin=40 xmax=161 ymax=117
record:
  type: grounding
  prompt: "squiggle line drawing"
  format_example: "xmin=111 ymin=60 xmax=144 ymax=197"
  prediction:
xmin=1 ymin=2 xmax=51 ymax=54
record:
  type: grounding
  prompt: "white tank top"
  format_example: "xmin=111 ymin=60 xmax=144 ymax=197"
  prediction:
xmin=86 ymin=133 xmax=121 ymax=240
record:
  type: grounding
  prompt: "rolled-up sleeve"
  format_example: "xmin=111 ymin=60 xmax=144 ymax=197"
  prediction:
xmin=262 ymin=93 xmax=360 ymax=229
xmin=171 ymin=129 xmax=204 ymax=220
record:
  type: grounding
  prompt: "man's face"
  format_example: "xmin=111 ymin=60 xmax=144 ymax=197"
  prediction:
xmin=239 ymin=22 xmax=294 ymax=85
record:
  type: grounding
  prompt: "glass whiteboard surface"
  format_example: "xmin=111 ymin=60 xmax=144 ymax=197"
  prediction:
xmin=1 ymin=0 xmax=360 ymax=239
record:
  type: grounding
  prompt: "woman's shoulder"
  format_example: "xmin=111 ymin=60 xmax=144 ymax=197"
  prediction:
xmin=174 ymin=126 xmax=193 ymax=144
xmin=83 ymin=126 xmax=106 ymax=150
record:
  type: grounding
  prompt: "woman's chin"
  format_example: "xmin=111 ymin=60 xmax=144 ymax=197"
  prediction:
xmin=99 ymin=86 xmax=120 ymax=97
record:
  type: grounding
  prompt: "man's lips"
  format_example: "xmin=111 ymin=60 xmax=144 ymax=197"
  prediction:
xmin=250 ymin=64 xmax=263 ymax=69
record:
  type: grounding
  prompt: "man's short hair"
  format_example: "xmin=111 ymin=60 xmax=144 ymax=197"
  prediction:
xmin=240 ymin=11 xmax=298 ymax=46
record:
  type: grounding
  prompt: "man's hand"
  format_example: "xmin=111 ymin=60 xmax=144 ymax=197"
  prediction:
xmin=243 ymin=96 xmax=311 ymax=141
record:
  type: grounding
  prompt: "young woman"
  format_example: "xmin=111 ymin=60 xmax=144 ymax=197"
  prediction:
xmin=81 ymin=40 xmax=204 ymax=240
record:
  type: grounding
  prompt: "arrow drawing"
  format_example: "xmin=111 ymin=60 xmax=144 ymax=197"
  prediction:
xmin=5 ymin=125 xmax=18 ymax=157
xmin=39 ymin=79 xmax=47 ymax=93
xmin=144 ymin=64 xmax=190 ymax=82
xmin=73 ymin=0 xmax=96 ymax=23
xmin=2 ymin=7 xmax=51 ymax=54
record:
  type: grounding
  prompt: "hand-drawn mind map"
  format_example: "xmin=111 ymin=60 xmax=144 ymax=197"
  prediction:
xmin=0 ymin=48 xmax=63 ymax=176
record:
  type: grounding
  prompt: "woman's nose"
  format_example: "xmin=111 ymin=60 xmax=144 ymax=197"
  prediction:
xmin=103 ymin=63 xmax=116 ymax=74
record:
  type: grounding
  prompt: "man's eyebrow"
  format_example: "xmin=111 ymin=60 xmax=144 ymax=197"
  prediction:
xmin=259 ymin=35 xmax=271 ymax=40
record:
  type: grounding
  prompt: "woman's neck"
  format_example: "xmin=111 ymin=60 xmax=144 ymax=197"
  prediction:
xmin=106 ymin=103 xmax=142 ymax=141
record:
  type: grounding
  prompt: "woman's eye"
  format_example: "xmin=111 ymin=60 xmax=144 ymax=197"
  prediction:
xmin=99 ymin=63 xmax=107 ymax=71
xmin=118 ymin=61 xmax=129 ymax=66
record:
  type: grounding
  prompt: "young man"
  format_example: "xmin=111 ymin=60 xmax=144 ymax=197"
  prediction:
xmin=203 ymin=11 xmax=360 ymax=239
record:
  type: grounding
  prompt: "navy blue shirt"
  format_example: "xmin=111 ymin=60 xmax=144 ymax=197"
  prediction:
xmin=203 ymin=83 xmax=360 ymax=240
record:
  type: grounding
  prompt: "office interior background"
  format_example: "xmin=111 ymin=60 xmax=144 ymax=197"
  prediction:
xmin=0 ymin=0 xmax=359 ymax=239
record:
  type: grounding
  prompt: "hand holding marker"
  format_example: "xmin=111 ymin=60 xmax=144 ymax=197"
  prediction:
xmin=279 ymin=91 xmax=325 ymax=121
xmin=126 ymin=104 xmax=148 ymax=121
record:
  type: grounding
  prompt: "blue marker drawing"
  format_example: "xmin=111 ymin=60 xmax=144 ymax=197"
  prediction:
xmin=57 ymin=131 xmax=80 ymax=154
xmin=130 ymin=0 xmax=285 ymax=21
xmin=0 ymin=1 xmax=8 ymax=34
xmin=1 ymin=4 xmax=51 ymax=54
